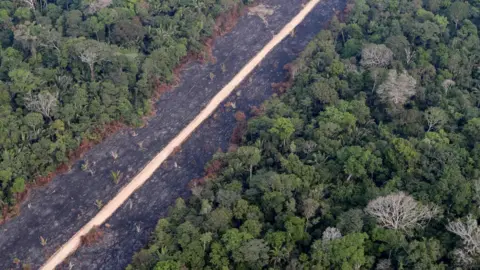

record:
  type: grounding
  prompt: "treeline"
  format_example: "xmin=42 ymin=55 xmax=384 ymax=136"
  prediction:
xmin=129 ymin=0 xmax=480 ymax=268
xmin=0 ymin=0 xmax=251 ymax=209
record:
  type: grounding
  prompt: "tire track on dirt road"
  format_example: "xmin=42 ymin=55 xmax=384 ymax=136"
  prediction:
xmin=40 ymin=0 xmax=322 ymax=268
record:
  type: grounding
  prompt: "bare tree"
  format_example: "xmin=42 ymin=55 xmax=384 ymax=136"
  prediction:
xmin=442 ymin=79 xmax=455 ymax=95
xmin=80 ymin=50 xmax=100 ymax=82
xmin=55 ymin=75 xmax=73 ymax=92
xmin=38 ymin=26 xmax=62 ymax=54
xmin=302 ymin=198 xmax=320 ymax=226
xmin=473 ymin=179 xmax=480 ymax=208
xmin=20 ymin=0 xmax=36 ymax=9
xmin=360 ymin=44 xmax=393 ymax=68
xmin=446 ymin=215 xmax=480 ymax=266
xmin=85 ymin=0 xmax=113 ymax=14
xmin=370 ymin=68 xmax=387 ymax=93
xmin=376 ymin=259 xmax=393 ymax=270
xmin=76 ymin=41 xmax=109 ymax=81
xmin=404 ymin=47 xmax=415 ymax=65
xmin=376 ymin=70 xmax=417 ymax=106
xmin=365 ymin=192 xmax=439 ymax=232
xmin=14 ymin=22 xmax=39 ymax=56
xmin=24 ymin=91 xmax=58 ymax=119
xmin=424 ymin=107 xmax=448 ymax=132
xmin=322 ymin=227 xmax=342 ymax=243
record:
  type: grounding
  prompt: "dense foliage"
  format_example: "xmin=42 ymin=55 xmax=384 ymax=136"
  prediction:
xmin=129 ymin=0 xmax=480 ymax=268
xmin=0 ymin=0 xmax=251 ymax=208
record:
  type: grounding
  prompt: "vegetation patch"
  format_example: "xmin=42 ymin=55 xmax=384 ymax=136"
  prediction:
xmin=80 ymin=226 xmax=104 ymax=246
xmin=129 ymin=0 xmax=480 ymax=268
xmin=0 ymin=0 xmax=254 ymax=220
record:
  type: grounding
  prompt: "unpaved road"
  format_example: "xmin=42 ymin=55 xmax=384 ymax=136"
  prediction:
xmin=0 ymin=0 xmax=345 ymax=268
xmin=41 ymin=1 xmax=322 ymax=269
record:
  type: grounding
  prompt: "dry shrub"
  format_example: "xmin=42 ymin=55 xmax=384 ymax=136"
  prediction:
xmin=230 ymin=125 xmax=245 ymax=145
xmin=228 ymin=144 xmax=239 ymax=152
xmin=215 ymin=5 xmax=245 ymax=36
xmin=188 ymin=178 xmax=206 ymax=189
xmin=250 ymin=105 xmax=264 ymax=116
xmin=81 ymin=226 xmax=104 ymax=246
xmin=234 ymin=111 xmax=247 ymax=122
xmin=205 ymin=159 xmax=224 ymax=177
xmin=230 ymin=111 xmax=248 ymax=145
xmin=172 ymin=146 xmax=182 ymax=156
xmin=272 ymin=63 xmax=297 ymax=93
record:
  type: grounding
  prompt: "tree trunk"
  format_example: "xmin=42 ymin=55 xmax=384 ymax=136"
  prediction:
xmin=89 ymin=63 xmax=95 ymax=82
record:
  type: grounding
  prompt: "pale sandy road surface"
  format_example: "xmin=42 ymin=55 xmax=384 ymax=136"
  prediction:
xmin=0 ymin=0 xmax=345 ymax=268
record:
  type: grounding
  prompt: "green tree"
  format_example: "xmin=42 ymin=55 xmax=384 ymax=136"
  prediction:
xmin=312 ymin=233 xmax=369 ymax=270
xmin=448 ymin=1 xmax=470 ymax=28
xmin=337 ymin=209 xmax=364 ymax=234
xmin=236 ymin=146 xmax=261 ymax=180
xmin=11 ymin=177 xmax=25 ymax=194
xmin=232 ymin=239 xmax=270 ymax=268
xmin=269 ymin=117 xmax=295 ymax=146
xmin=405 ymin=239 xmax=446 ymax=269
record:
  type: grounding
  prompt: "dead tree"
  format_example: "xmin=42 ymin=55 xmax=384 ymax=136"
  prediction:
xmin=446 ymin=215 xmax=480 ymax=266
xmin=75 ymin=40 xmax=110 ymax=82
xmin=360 ymin=44 xmax=393 ymax=68
xmin=404 ymin=47 xmax=414 ymax=65
xmin=24 ymin=91 xmax=58 ymax=120
xmin=85 ymin=0 xmax=113 ymax=14
xmin=322 ymin=227 xmax=342 ymax=242
xmin=376 ymin=69 xmax=417 ymax=105
xmin=424 ymin=107 xmax=447 ymax=132
xmin=365 ymin=192 xmax=439 ymax=232
xmin=80 ymin=50 xmax=101 ymax=82
xmin=20 ymin=0 xmax=36 ymax=9
xmin=441 ymin=79 xmax=455 ymax=95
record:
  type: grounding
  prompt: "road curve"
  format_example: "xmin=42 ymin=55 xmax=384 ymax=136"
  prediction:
xmin=40 ymin=0 xmax=322 ymax=268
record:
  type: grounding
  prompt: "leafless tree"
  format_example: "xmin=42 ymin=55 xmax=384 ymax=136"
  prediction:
xmin=344 ymin=62 xmax=359 ymax=74
xmin=20 ymin=0 xmax=36 ymax=9
xmin=442 ymin=79 xmax=455 ymax=95
xmin=446 ymin=215 xmax=480 ymax=266
xmin=24 ymin=91 xmax=58 ymax=119
xmin=80 ymin=50 xmax=100 ymax=81
xmin=424 ymin=107 xmax=448 ymax=132
xmin=473 ymin=179 xmax=480 ymax=208
xmin=85 ymin=0 xmax=113 ymax=14
xmin=15 ymin=23 xmax=62 ymax=56
xmin=376 ymin=259 xmax=393 ymax=270
xmin=365 ymin=192 xmax=439 ymax=232
xmin=370 ymin=68 xmax=387 ymax=93
xmin=38 ymin=27 xmax=62 ymax=54
xmin=376 ymin=69 xmax=417 ymax=106
xmin=302 ymin=140 xmax=317 ymax=154
xmin=404 ymin=47 xmax=415 ymax=65
xmin=360 ymin=44 xmax=393 ymax=68
xmin=14 ymin=22 xmax=38 ymax=56
xmin=76 ymin=41 xmax=109 ymax=81
xmin=191 ymin=182 xmax=203 ymax=197
xmin=55 ymin=75 xmax=73 ymax=92
xmin=322 ymin=227 xmax=342 ymax=243
xmin=302 ymin=198 xmax=320 ymax=225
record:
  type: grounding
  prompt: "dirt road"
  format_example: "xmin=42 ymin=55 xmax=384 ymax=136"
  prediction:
xmin=0 ymin=0 xmax=345 ymax=268
xmin=40 ymin=1 xmax=322 ymax=268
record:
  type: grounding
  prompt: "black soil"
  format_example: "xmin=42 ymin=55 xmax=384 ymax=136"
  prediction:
xmin=0 ymin=0 xmax=345 ymax=269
